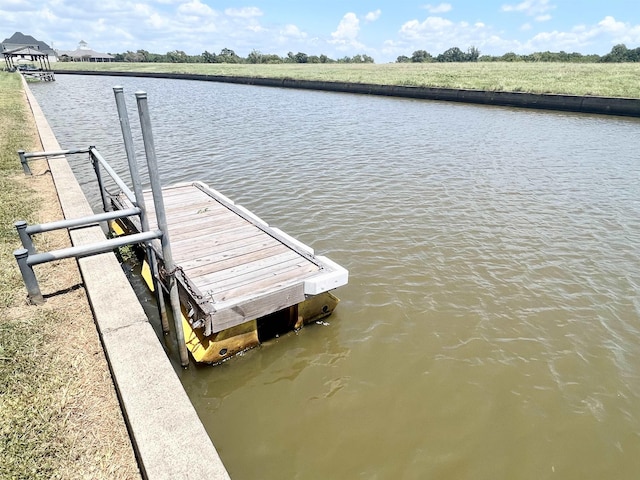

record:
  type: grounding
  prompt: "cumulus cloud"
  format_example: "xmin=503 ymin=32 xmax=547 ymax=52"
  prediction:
xmin=330 ymin=12 xmax=364 ymax=48
xmin=224 ymin=7 xmax=262 ymax=18
xmin=365 ymin=9 xmax=381 ymax=22
xmin=422 ymin=3 xmax=452 ymax=14
xmin=501 ymin=0 xmax=555 ymax=21
xmin=279 ymin=24 xmax=307 ymax=39
xmin=178 ymin=0 xmax=214 ymax=18
xmin=523 ymin=16 xmax=640 ymax=52
xmin=394 ymin=15 xmax=520 ymax=58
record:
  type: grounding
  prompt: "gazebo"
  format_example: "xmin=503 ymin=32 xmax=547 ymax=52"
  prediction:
xmin=3 ymin=46 xmax=52 ymax=71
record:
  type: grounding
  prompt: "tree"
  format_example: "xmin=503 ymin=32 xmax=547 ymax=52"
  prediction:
xmin=411 ymin=50 xmax=433 ymax=63
xmin=202 ymin=50 xmax=216 ymax=63
xmin=396 ymin=55 xmax=410 ymax=63
xmin=437 ymin=47 xmax=466 ymax=62
xmin=500 ymin=52 xmax=519 ymax=62
xmin=467 ymin=46 xmax=480 ymax=62
xmin=218 ymin=48 xmax=241 ymax=63
xmin=294 ymin=52 xmax=308 ymax=63
xmin=601 ymin=44 xmax=630 ymax=62
xmin=166 ymin=50 xmax=189 ymax=63
xmin=137 ymin=49 xmax=150 ymax=62
xmin=247 ymin=49 xmax=263 ymax=64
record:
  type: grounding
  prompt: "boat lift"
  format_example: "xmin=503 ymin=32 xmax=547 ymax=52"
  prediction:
xmin=13 ymin=88 xmax=190 ymax=366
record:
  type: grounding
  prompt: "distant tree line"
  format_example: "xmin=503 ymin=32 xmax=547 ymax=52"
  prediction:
xmin=105 ymin=48 xmax=375 ymax=64
xmin=397 ymin=44 xmax=640 ymax=63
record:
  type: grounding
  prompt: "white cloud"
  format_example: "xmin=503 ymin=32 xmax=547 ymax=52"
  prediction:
xmin=177 ymin=0 xmax=214 ymax=17
xmin=422 ymin=3 xmax=452 ymax=14
xmin=598 ymin=15 xmax=626 ymax=34
xmin=365 ymin=9 xmax=381 ymax=22
xmin=279 ymin=24 xmax=307 ymax=39
xmin=393 ymin=15 xmax=519 ymax=58
xmin=523 ymin=16 xmax=640 ymax=53
xmin=330 ymin=12 xmax=364 ymax=49
xmin=501 ymin=0 xmax=555 ymax=20
xmin=224 ymin=7 xmax=262 ymax=18
xmin=399 ymin=16 xmax=454 ymax=41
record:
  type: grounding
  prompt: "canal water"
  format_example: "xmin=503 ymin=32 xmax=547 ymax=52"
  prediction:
xmin=30 ymin=75 xmax=640 ymax=479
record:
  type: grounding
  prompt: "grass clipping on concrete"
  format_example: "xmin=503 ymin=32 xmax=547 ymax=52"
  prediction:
xmin=0 ymin=72 xmax=140 ymax=479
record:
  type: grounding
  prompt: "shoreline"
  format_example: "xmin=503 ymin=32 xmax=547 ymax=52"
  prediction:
xmin=56 ymin=70 xmax=640 ymax=118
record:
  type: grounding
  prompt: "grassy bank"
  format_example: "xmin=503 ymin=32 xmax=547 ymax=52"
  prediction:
xmin=52 ymin=61 xmax=640 ymax=98
xmin=0 ymin=72 xmax=139 ymax=479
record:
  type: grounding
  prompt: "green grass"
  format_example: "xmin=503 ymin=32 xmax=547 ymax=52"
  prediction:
xmin=0 ymin=71 xmax=66 ymax=479
xmin=0 ymin=73 xmax=39 ymax=306
xmin=53 ymin=61 xmax=640 ymax=98
xmin=0 ymin=72 xmax=84 ymax=479
xmin=1 ymin=71 xmax=139 ymax=480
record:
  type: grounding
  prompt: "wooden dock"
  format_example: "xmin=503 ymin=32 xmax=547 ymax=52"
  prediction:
xmin=22 ymin=71 xmax=55 ymax=81
xmin=113 ymin=181 xmax=347 ymax=359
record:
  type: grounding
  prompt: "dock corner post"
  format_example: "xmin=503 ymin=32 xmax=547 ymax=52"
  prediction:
xmin=14 ymin=221 xmax=36 ymax=254
xmin=135 ymin=90 xmax=189 ymax=367
xmin=18 ymin=150 xmax=31 ymax=175
xmin=14 ymin=248 xmax=44 ymax=305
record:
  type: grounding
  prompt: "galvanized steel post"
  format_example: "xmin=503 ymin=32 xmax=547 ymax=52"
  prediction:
xmin=13 ymin=248 xmax=44 ymax=305
xmin=135 ymin=91 xmax=189 ymax=367
xmin=14 ymin=220 xmax=35 ymax=254
xmin=18 ymin=150 xmax=31 ymax=175
xmin=113 ymin=86 xmax=169 ymax=334
xmin=90 ymin=146 xmax=112 ymax=212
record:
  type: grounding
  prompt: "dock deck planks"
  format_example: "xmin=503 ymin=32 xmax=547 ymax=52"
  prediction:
xmin=116 ymin=181 xmax=347 ymax=333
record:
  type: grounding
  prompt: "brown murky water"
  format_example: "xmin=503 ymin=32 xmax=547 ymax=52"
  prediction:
xmin=31 ymin=75 xmax=640 ymax=479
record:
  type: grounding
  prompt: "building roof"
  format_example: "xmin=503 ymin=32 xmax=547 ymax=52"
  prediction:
xmin=1 ymin=32 xmax=56 ymax=56
xmin=3 ymin=46 xmax=49 ymax=57
xmin=57 ymin=48 xmax=114 ymax=60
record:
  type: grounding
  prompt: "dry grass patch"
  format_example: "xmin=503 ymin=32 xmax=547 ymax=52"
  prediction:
xmin=0 ymin=72 xmax=140 ymax=479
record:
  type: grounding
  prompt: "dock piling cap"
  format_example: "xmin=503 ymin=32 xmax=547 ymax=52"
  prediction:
xmin=135 ymin=91 xmax=148 ymax=99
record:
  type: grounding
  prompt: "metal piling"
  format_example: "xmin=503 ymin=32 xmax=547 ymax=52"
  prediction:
xmin=135 ymin=91 xmax=189 ymax=367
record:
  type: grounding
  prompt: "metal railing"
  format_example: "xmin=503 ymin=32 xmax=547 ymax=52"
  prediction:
xmin=13 ymin=87 xmax=189 ymax=366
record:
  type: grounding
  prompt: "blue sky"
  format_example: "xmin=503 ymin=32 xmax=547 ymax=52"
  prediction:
xmin=2 ymin=0 xmax=640 ymax=62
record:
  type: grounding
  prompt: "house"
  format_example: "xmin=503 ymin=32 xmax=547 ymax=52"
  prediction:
xmin=1 ymin=32 xmax=57 ymax=63
xmin=57 ymin=40 xmax=114 ymax=62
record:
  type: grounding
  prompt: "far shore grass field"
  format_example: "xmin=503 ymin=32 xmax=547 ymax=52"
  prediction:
xmin=52 ymin=61 xmax=640 ymax=99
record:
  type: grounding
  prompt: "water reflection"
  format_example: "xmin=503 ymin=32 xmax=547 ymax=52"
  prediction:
xmin=30 ymin=75 xmax=640 ymax=479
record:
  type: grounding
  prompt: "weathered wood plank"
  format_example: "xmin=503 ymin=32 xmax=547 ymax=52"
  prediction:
xmin=178 ymin=235 xmax=283 ymax=271
xmin=165 ymin=218 xmax=250 ymax=243
xmin=170 ymin=227 xmax=264 ymax=258
xmin=184 ymin=244 xmax=291 ymax=279
xmin=194 ymin=251 xmax=304 ymax=289
xmin=209 ymin=284 xmax=306 ymax=333
xmin=206 ymin=263 xmax=319 ymax=303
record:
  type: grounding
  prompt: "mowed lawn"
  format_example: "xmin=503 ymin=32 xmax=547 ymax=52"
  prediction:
xmin=53 ymin=61 xmax=640 ymax=98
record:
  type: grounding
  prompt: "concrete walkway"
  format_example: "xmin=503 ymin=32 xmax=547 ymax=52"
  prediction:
xmin=22 ymin=77 xmax=231 ymax=480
